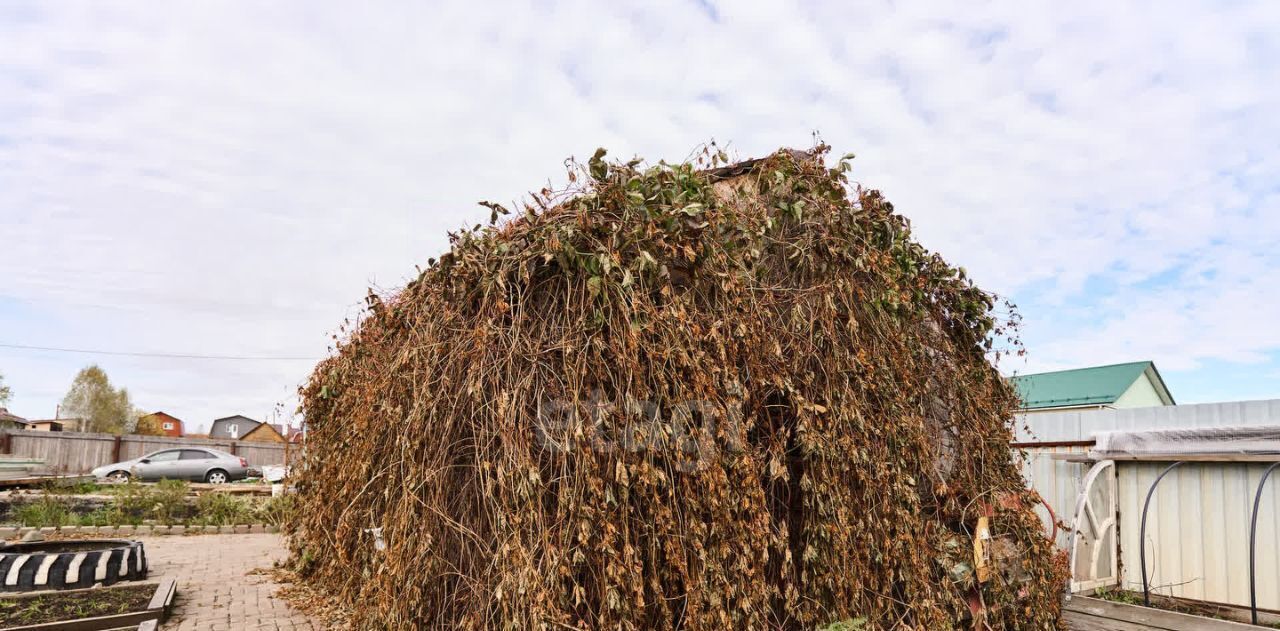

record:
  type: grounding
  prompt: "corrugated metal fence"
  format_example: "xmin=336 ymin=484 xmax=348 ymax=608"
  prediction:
xmin=1016 ymin=442 xmax=1091 ymax=549
xmin=0 ymin=429 xmax=292 ymax=474
xmin=1016 ymin=399 xmax=1280 ymax=610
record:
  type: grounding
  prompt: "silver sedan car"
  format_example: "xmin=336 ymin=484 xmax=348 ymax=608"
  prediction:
xmin=90 ymin=447 xmax=249 ymax=484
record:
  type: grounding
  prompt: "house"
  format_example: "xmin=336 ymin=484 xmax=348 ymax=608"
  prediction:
xmin=0 ymin=408 xmax=30 ymax=430
xmin=27 ymin=420 xmax=65 ymax=431
xmin=208 ymin=415 xmax=262 ymax=440
xmin=240 ymin=422 xmax=286 ymax=443
xmin=137 ymin=411 xmax=184 ymax=437
xmin=286 ymin=426 xmax=304 ymax=443
xmin=1010 ymin=360 xmax=1174 ymax=413
xmin=27 ymin=417 xmax=86 ymax=432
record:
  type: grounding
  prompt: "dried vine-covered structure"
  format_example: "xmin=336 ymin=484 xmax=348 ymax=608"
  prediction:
xmin=292 ymin=146 xmax=1067 ymax=630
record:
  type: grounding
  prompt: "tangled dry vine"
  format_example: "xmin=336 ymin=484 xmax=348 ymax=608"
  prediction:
xmin=290 ymin=145 xmax=1068 ymax=630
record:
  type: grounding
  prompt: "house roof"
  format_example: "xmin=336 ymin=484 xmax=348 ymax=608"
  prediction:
xmin=212 ymin=415 xmax=258 ymax=423
xmin=242 ymin=422 xmax=285 ymax=441
xmin=142 ymin=411 xmax=182 ymax=422
xmin=208 ymin=415 xmax=262 ymax=438
xmin=1010 ymin=361 xmax=1175 ymax=410
xmin=0 ymin=408 xmax=29 ymax=425
xmin=27 ymin=417 xmax=84 ymax=426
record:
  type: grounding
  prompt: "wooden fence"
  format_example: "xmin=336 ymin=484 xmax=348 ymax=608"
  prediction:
xmin=0 ymin=429 xmax=292 ymax=474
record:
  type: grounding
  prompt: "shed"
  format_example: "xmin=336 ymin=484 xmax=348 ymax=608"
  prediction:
xmin=0 ymin=408 xmax=29 ymax=430
xmin=26 ymin=418 xmax=84 ymax=432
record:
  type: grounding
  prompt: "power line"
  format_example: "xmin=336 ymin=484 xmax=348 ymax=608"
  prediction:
xmin=0 ymin=342 xmax=321 ymax=361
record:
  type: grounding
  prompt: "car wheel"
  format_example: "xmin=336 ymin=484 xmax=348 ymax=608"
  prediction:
xmin=107 ymin=470 xmax=131 ymax=483
xmin=205 ymin=469 xmax=229 ymax=484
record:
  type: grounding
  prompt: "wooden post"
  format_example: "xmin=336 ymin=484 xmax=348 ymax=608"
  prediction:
xmin=0 ymin=431 xmax=10 ymax=455
xmin=111 ymin=435 xmax=123 ymax=462
xmin=228 ymin=441 xmax=238 ymax=456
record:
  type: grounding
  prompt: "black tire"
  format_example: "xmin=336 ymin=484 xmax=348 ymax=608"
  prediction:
xmin=205 ymin=469 xmax=229 ymax=484
xmin=0 ymin=540 xmax=146 ymax=591
xmin=106 ymin=470 xmax=131 ymax=483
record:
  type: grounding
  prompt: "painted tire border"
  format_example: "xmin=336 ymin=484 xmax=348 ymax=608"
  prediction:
xmin=0 ymin=539 xmax=146 ymax=591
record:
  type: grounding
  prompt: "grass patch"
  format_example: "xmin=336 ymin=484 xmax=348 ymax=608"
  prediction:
xmin=10 ymin=495 xmax=79 ymax=528
xmin=39 ymin=479 xmax=104 ymax=495
xmin=112 ymin=479 xmax=191 ymax=525
xmin=1092 ymin=587 xmax=1142 ymax=606
xmin=191 ymin=492 xmax=254 ymax=526
xmin=258 ymin=494 xmax=296 ymax=528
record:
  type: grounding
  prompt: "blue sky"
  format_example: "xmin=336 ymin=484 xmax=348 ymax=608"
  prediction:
xmin=2 ymin=1 xmax=1279 ymax=431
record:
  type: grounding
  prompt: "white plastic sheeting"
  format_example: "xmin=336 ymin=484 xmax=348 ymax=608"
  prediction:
xmin=1093 ymin=424 xmax=1280 ymax=457
xmin=1014 ymin=398 xmax=1280 ymax=443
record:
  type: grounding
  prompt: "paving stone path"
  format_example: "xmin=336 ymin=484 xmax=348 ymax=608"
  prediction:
xmin=144 ymin=533 xmax=321 ymax=630
xmin=37 ymin=531 xmax=1156 ymax=630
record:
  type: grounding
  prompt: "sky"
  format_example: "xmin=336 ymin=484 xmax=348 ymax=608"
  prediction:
xmin=2 ymin=1 xmax=1279 ymax=432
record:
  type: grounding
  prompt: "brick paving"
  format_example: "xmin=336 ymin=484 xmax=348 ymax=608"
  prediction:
xmin=127 ymin=533 xmax=1160 ymax=630
xmin=141 ymin=533 xmax=320 ymax=630
xmin=22 ymin=531 xmax=1120 ymax=629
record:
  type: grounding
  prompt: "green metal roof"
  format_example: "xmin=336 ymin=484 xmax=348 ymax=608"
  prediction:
xmin=1010 ymin=361 xmax=1172 ymax=410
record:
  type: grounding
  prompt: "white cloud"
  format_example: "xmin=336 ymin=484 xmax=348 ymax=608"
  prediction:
xmin=2 ymin=0 xmax=1279 ymax=424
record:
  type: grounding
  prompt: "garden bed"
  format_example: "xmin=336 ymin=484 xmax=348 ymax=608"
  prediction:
xmin=1092 ymin=588 xmax=1280 ymax=628
xmin=0 ymin=480 xmax=293 ymax=530
xmin=0 ymin=578 xmax=175 ymax=630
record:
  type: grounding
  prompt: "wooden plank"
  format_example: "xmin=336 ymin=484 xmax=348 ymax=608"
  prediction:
xmin=1011 ymin=439 xmax=1097 ymax=449
xmin=1065 ymin=596 xmax=1267 ymax=630
xmin=1064 ymin=610 xmax=1163 ymax=631
xmin=4 ymin=609 xmax=160 ymax=631
xmin=146 ymin=577 xmax=177 ymax=615
xmin=0 ymin=474 xmax=93 ymax=490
